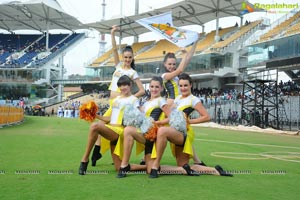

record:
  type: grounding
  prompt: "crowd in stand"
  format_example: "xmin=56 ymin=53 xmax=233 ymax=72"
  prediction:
xmin=0 ymin=42 xmax=46 ymax=66
xmin=189 ymin=80 xmax=300 ymax=107
xmin=52 ymin=95 xmax=109 ymax=118
xmin=1 ymin=80 xmax=299 ymax=127
xmin=0 ymin=33 xmax=81 ymax=67
xmin=279 ymin=80 xmax=300 ymax=96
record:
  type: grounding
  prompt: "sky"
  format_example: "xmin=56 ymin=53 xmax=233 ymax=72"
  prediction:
xmin=1 ymin=0 xmax=299 ymax=81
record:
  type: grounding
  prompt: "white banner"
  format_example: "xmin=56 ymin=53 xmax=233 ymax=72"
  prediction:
xmin=136 ymin=12 xmax=198 ymax=47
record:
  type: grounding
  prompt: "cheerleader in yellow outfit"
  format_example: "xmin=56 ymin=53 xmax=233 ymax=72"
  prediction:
xmin=161 ymin=37 xmax=206 ymax=166
xmin=149 ymin=73 xmax=233 ymax=178
xmin=117 ymin=76 xmax=168 ymax=178
xmin=79 ymin=75 xmax=139 ymax=175
xmin=91 ymin=25 xmax=145 ymax=167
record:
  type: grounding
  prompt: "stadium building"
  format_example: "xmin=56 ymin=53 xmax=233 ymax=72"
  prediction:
xmin=1 ymin=0 xmax=299 ymax=130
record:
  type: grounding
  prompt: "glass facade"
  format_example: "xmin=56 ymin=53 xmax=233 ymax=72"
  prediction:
xmin=0 ymin=83 xmax=31 ymax=99
xmin=247 ymin=34 xmax=300 ymax=67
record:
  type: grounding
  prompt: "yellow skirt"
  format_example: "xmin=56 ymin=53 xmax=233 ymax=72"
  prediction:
xmin=170 ymin=125 xmax=195 ymax=158
xmin=100 ymin=124 xmax=124 ymax=159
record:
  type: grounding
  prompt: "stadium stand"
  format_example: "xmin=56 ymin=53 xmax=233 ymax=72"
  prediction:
xmin=90 ymin=44 xmax=127 ymax=67
xmin=108 ymin=41 xmax=156 ymax=65
xmin=93 ymin=41 xmax=156 ymax=66
xmin=134 ymin=39 xmax=180 ymax=63
xmin=284 ymin=20 xmax=300 ymax=36
xmin=210 ymin=20 xmax=263 ymax=52
xmin=259 ymin=11 xmax=300 ymax=42
xmin=0 ymin=33 xmax=84 ymax=68
xmin=132 ymin=41 xmax=155 ymax=55
xmin=194 ymin=26 xmax=237 ymax=52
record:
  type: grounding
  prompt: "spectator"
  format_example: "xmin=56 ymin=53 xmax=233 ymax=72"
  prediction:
xmin=217 ymin=107 xmax=222 ymax=124
xmin=226 ymin=109 xmax=233 ymax=125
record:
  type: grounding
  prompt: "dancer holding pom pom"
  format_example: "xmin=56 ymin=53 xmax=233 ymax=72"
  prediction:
xmin=91 ymin=25 xmax=145 ymax=167
xmin=149 ymin=73 xmax=233 ymax=178
xmin=78 ymin=75 xmax=139 ymax=175
xmin=79 ymin=101 xmax=99 ymax=122
xmin=117 ymin=76 xmax=168 ymax=178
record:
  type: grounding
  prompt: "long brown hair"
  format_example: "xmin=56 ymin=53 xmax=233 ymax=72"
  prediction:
xmin=122 ymin=46 xmax=135 ymax=70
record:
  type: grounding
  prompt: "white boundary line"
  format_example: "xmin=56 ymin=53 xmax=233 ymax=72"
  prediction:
xmin=195 ymin=138 xmax=300 ymax=150
xmin=260 ymin=152 xmax=300 ymax=163
xmin=211 ymin=152 xmax=268 ymax=160
xmin=210 ymin=151 xmax=300 ymax=162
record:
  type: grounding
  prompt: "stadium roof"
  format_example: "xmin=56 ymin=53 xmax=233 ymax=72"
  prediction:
xmin=87 ymin=0 xmax=264 ymax=38
xmin=0 ymin=0 xmax=84 ymax=32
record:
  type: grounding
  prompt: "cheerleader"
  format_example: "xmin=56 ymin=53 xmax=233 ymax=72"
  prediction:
xmin=149 ymin=73 xmax=232 ymax=178
xmin=161 ymin=38 xmax=206 ymax=166
xmin=91 ymin=25 xmax=145 ymax=167
xmin=117 ymin=76 xmax=168 ymax=178
xmin=161 ymin=40 xmax=198 ymax=105
xmin=79 ymin=75 xmax=139 ymax=175
xmin=109 ymin=25 xmax=145 ymax=99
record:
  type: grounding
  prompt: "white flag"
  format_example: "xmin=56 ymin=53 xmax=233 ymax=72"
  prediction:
xmin=136 ymin=12 xmax=198 ymax=47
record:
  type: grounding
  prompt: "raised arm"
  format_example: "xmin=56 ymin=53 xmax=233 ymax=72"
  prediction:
xmin=133 ymin=78 xmax=145 ymax=98
xmin=176 ymin=35 xmax=200 ymax=73
xmin=163 ymin=35 xmax=200 ymax=81
xmin=111 ymin=25 xmax=120 ymax=66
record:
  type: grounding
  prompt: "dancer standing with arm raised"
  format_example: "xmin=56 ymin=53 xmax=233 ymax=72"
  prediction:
xmin=160 ymin=37 xmax=206 ymax=166
xmin=91 ymin=25 xmax=145 ymax=167
xmin=109 ymin=25 xmax=145 ymax=99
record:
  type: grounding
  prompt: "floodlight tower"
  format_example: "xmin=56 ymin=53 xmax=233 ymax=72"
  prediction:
xmin=134 ymin=0 xmax=139 ymax=43
xmin=98 ymin=0 xmax=107 ymax=56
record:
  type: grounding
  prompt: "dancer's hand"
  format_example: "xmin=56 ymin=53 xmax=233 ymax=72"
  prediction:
xmin=111 ymin=25 xmax=119 ymax=34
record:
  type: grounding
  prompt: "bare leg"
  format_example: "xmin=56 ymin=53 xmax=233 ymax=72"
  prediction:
xmin=150 ymin=127 xmax=201 ymax=178
xmin=174 ymin=145 xmax=190 ymax=167
xmin=110 ymin=144 xmax=121 ymax=170
xmin=192 ymin=146 xmax=201 ymax=163
xmin=148 ymin=152 xmax=198 ymax=176
xmin=190 ymin=164 xmax=233 ymax=176
xmin=121 ymin=126 xmax=146 ymax=167
xmin=192 ymin=146 xmax=206 ymax=166
xmin=91 ymin=107 xmax=113 ymax=166
xmin=129 ymin=164 xmax=147 ymax=171
xmin=95 ymin=135 xmax=101 ymax=146
xmin=117 ymin=126 xmax=147 ymax=177
xmin=159 ymin=165 xmax=186 ymax=175
xmin=152 ymin=127 xmax=184 ymax=170
xmin=79 ymin=121 xmax=119 ymax=175
xmin=81 ymin=121 xmax=106 ymax=162
xmin=145 ymin=154 xmax=154 ymax=174
xmin=191 ymin=164 xmax=219 ymax=175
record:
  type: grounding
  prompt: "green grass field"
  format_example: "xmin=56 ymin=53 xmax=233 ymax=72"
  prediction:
xmin=0 ymin=116 xmax=299 ymax=200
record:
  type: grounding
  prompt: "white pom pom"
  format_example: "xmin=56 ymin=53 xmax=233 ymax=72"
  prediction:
xmin=123 ymin=104 xmax=143 ymax=127
xmin=169 ymin=109 xmax=187 ymax=133
xmin=140 ymin=116 xmax=154 ymax=134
